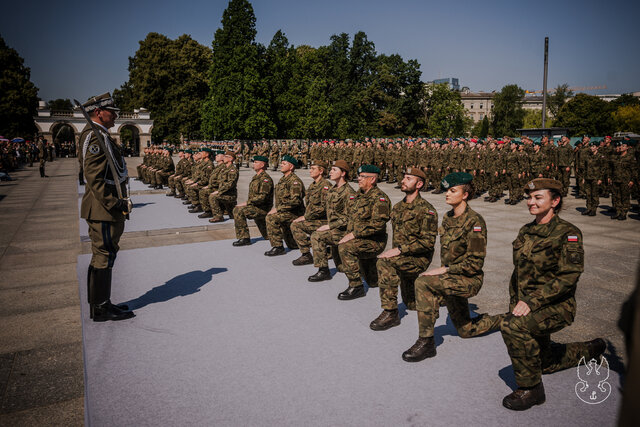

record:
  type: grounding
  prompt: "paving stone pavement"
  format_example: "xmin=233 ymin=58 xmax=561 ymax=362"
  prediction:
xmin=1 ymin=157 xmax=638 ymax=425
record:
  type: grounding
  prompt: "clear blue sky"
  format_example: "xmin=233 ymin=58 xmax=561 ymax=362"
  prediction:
xmin=3 ymin=0 xmax=639 ymax=105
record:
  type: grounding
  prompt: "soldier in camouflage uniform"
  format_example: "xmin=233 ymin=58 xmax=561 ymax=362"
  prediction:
xmin=308 ymin=160 xmax=356 ymax=282
xmin=403 ymin=172 xmax=500 ymax=362
xmin=264 ymin=155 xmax=306 ymax=256
xmin=556 ymin=136 xmax=573 ymax=196
xmin=187 ymin=149 xmax=214 ymax=213
xmin=609 ymin=140 xmax=637 ymax=220
xmin=499 ymin=178 xmax=605 ymax=410
xmin=166 ymin=149 xmax=186 ymax=197
xmin=194 ymin=151 xmax=224 ymax=217
xmin=153 ymin=147 xmax=175 ymax=190
xmin=290 ymin=160 xmax=331 ymax=265
xmin=370 ymin=167 xmax=438 ymax=331
xmin=581 ymin=143 xmax=604 ymax=216
xmin=336 ymin=164 xmax=391 ymax=300
xmin=232 ymin=156 xmax=273 ymax=246
xmin=173 ymin=150 xmax=194 ymax=198
xmin=208 ymin=151 xmax=239 ymax=222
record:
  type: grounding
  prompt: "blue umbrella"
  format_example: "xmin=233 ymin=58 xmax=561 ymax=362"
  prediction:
xmin=11 ymin=138 xmax=25 ymax=143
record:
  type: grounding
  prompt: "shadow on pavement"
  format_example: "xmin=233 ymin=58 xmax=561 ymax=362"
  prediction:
xmin=124 ymin=267 xmax=228 ymax=309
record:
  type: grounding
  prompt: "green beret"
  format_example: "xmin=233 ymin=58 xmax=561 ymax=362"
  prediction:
xmin=358 ymin=164 xmax=381 ymax=174
xmin=216 ymin=150 xmax=225 ymax=155
xmin=253 ymin=155 xmax=269 ymax=163
xmin=184 ymin=149 xmax=193 ymax=154
xmin=165 ymin=147 xmax=173 ymax=153
xmin=281 ymin=155 xmax=298 ymax=168
xmin=441 ymin=172 xmax=473 ymax=190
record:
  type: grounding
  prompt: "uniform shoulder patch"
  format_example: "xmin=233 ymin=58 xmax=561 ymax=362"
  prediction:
xmin=264 ymin=178 xmax=270 ymax=182
xmin=88 ymin=143 xmax=100 ymax=154
xmin=567 ymin=235 xmax=578 ymax=242
xmin=427 ymin=210 xmax=435 ymax=215
xmin=473 ymin=226 xmax=482 ymax=232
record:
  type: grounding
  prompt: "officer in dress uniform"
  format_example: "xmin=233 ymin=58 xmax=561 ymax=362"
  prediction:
xmin=81 ymin=93 xmax=134 ymax=322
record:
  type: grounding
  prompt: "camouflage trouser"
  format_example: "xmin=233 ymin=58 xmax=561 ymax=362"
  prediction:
xmin=415 ymin=273 xmax=500 ymax=338
xmin=611 ymin=181 xmax=631 ymax=216
xmin=558 ymin=167 xmax=570 ymax=196
xmin=488 ymin=173 xmax=502 ymax=198
xmin=290 ymin=219 xmax=327 ymax=254
xmin=266 ymin=211 xmax=299 ymax=248
xmin=377 ymin=255 xmax=431 ymax=311
xmin=506 ymin=174 xmax=519 ymax=200
xmin=338 ymin=238 xmax=386 ymax=287
xmin=136 ymin=165 xmax=143 ymax=179
xmin=310 ymin=228 xmax=346 ymax=269
xmin=233 ymin=205 xmax=268 ymax=240
xmin=187 ymin=184 xmax=203 ymax=204
xmin=576 ymin=169 xmax=585 ymax=196
xmin=168 ymin=174 xmax=180 ymax=191
xmin=210 ymin=194 xmax=236 ymax=218
xmin=500 ymin=308 xmax=591 ymax=388
xmin=155 ymin=170 xmax=170 ymax=186
xmin=584 ymin=179 xmax=600 ymax=212
xmin=199 ymin=187 xmax=213 ymax=211
xmin=180 ymin=177 xmax=193 ymax=196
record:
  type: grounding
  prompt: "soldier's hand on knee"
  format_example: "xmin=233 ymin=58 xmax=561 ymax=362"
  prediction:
xmin=378 ymin=247 xmax=401 ymax=259
xmin=267 ymin=208 xmax=277 ymax=215
xmin=420 ymin=266 xmax=448 ymax=277
xmin=292 ymin=216 xmax=305 ymax=223
xmin=317 ymin=224 xmax=330 ymax=232
xmin=512 ymin=300 xmax=531 ymax=317
xmin=338 ymin=232 xmax=355 ymax=245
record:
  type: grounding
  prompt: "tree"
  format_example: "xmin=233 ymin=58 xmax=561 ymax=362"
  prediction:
xmin=116 ymin=32 xmax=211 ymax=142
xmin=0 ymin=35 xmax=39 ymax=137
xmin=523 ymin=109 xmax=551 ymax=128
xmin=201 ymin=0 xmax=275 ymax=139
xmin=423 ymin=83 xmax=468 ymax=137
xmin=554 ymin=93 xmax=615 ymax=136
xmin=491 ymin=84 xmax=525 ymax=136
xmin=610 ymin=93 xmax=640 ymax=109
xmin=479 ymin=116 xmax=489 ymax=138
xmin=47 ymin=98 xmax=73 ymax=111
xmin=548 ymin=83 xmax=573 ymax=118
xmin=612 ymin=105 xmax=640 ymax=133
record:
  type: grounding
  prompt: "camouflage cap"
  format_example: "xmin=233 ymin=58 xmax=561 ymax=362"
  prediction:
xmin=403 ymin=166 xmax=426 ymax=181
xmin=281 ymin=155 xmax=299 ymax=168
xmin=332 ymin=159 xmax=350 ymax=172
xmin=524 ymin=178 xmax=563 ymax=193
xmin=358 ymin=164 xmax=381 ymax=174
xmin=252 ymin=155 xmax=268 ymax=163
xmin=82 ymin=92 xmax=119 ymax=113
xmin=441 ymin=172 xmax=473 ymax=190
xmin=310 ymin=159 xmax=328 ymax=170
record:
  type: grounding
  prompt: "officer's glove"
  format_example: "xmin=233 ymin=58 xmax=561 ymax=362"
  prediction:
xmin=114 ymin=198 xmax=132 ymax=213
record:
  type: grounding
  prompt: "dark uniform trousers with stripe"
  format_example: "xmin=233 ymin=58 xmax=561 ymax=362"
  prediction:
xmin=87 ymin=220 xmax=125 ymax=269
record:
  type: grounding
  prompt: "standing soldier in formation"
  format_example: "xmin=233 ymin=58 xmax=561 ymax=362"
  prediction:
xmin=208 ymin=151 xmax=239 ymax=223
xmin=499 ymin=178 xmax=605 ymax=410
xmin=232 ymin=156 xmax=273 ymax=246
xmin=37 ymin=137 xmax=47 ymax=178
xmin=609 ymin=140 xmax=637 ymax=220
xmin=308 ymin=160 xmax=356 ymax=282
xmin=402 ymin=173 xmax=499 ymax=362
xmin=336 ymin=165 xmax=391 ymax=300
xmin=290 ymin=160 xmax=331 ymax=266
xmin=80 ymin=93 xmax=134 ymax=322
xmin=265 ymin=155 xmax=305 ymax=256
xmin=370 ymin=167 xmax=438 ymax=331
xmin=556 ymin=136 xmax=573 ymax=196
xmin=581 ymin=142 xmax=604 ymax=216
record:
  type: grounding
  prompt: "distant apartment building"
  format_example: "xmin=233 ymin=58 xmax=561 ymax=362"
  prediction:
xmin=429 ymin=77 xmax=460 ymax=91
xmin=460 ymin=90 xmax=494 ymax=123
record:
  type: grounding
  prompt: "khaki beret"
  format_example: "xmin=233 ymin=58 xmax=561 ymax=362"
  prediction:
xmin=404 ymin=167 xmax=426 ymax=181
xmin=224 ymin=150 xmax=236 ymax=159
xmin=524 ymin=178 xmax=563 ymax=193
xmin=332 ymin=160 xmax=350 ymax=172
xmin=310 ymin=160 xmax=328 ymax=170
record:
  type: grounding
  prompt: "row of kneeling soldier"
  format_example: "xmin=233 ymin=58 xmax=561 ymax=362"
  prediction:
xmin=227 ymin=155 xmax=606 ymax=411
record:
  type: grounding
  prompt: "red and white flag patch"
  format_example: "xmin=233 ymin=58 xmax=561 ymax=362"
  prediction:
xmin=567 ymin=235 xmax=578 ymax=242
xmin=473 ymin=226 xmax=482 ymax=232
xmin=379 ymin=197 xmax=386 ymax=201
xmin=349 ymin=195 xmax=355 ymax=200
xmin=427 ymin=210 xmax=435 ymax=215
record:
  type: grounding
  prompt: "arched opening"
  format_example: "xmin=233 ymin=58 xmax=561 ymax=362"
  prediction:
xmin=119 ymin=124 xmax=140 ymax=156
xmin=50 ymin=122 xmax=77 ymax=157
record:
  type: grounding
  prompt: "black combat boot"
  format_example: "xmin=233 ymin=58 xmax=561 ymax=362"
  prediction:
xmin=166 ymin=190 xmax=176 ymax=197
xmin=308 ymin=267 xmax=332 ymax=282
xmin=502 ymin=382 xmax=545 ymax=410
xmin=402 ymin=337 xmax=436 ymax=362
xmin=292 ymin=252 xmax=313 ymax=266
xmin=89 ymin=268 xmax=135 ymax=322
xmin=337 ymin=284 xmax=365 ymax=300
xmin=182 ymin=200 xmax=192 ymax=205
xmin=370 ymin=309 xmax=400 ymax=331
xmin=189 ymin=205 xmax=203 ymax=213
xmin=586 ymin=338 xmax=607 ymax=360
xmin=79 ymin=172 xmax=85 ymax=185
xmin=232 ymin=238 xmax=251 ymax=246
xmin=264 ymin=246 xmax=286 ymax=256
xmin=581 ymin=209 xmax=590 ymax=215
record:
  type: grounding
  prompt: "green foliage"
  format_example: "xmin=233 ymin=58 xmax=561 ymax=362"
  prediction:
xmin=47 ymin=98 xmax=73 ymax=111
xmin=423 ymin=83 xmax=468 ymax=137
xmin=491 ymin=84 xmax=525 ymax=136
xmin=523 ymin=109 xmax=551 ymax=128
xmin=554 ymin=93 xmax=615 ymax=136
xmin=0 ymin=35 xmax=39 ymax=137
xmin=610 ymin=93 xmax=640 ymax=109
xmin=612 ymin=105 xmax=640 ymax=133
xmin=201 ymin=0 xmax=275 ymax=139
xmin=480 ymin=116 xmax=489 ymax=138
xmin=548 ymin=83 xmax=573 ymax=118
xmin=115 ymin=32 xmax=211 ymax=143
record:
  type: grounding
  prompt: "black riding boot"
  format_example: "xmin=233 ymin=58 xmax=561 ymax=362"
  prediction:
xmin=89 ymin=268 xmax=134 ymax=322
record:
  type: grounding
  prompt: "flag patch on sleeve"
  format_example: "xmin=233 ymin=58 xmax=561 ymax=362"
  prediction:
xmin=427 ymin=210 xmax=435 ymax=215
xmin=263 ymin=179 xmax=269 ymax=182
xmin=379 ymin=197 xmax=386 ymax=201
xmin=473 ymin=226 xmax=482 ymax=232
xmin=567 ymin=235 xmax=578 ymax=242
xmin=349 ymin=195 xmax=355 ymax=200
